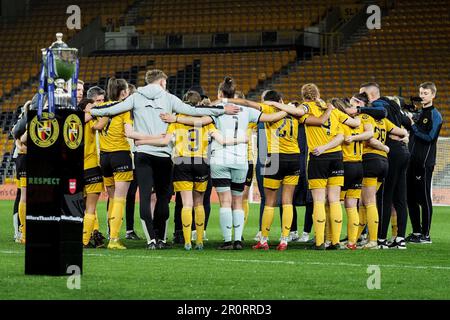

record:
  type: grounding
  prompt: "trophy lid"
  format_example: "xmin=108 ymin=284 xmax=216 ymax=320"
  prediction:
xmin=50 ymin=33 xmax=69 ymax=49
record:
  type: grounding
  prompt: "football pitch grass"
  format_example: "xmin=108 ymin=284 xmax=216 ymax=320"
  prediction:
xmin=0 ymin=200 xmax=449 ymax=300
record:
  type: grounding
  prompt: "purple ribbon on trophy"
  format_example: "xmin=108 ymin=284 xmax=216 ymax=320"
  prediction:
xmin=37 ymin=62 xmax=46 ymax=120
xmin=46 ymin=49 xmax=56 ymax=117
xmin=71 ymin=58 xmax=79 ymax=108
xmin=37 ymin=48 xmax=56 ymax=120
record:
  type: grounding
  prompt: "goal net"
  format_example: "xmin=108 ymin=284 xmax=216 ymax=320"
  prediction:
xmin=432 ymin=137 xmax=450 ymax=206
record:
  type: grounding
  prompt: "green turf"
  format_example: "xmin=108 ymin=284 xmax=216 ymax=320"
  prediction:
xmin=0 ymin=200 xmax=449 ymax=300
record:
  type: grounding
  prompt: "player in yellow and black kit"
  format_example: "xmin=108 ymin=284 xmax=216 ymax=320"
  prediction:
xmin=79 ymin=99 xmax=106 ymax=248
xmin=14 ymin=129 xmax=28 ymax=244
xmin=356 ymin=97 xmax=408 ymax=249
xmin=255 ymin=95 xmax=304 ymax=251
xmin=330 ymin=98 xmax=374 ymax=249
xmin=299 ymin=84 xmax=361 ymax=250
xmin=136 ymin=102 xmax=248 ymax=251
xmin=93 ymin=78 xmax=134 ymax=250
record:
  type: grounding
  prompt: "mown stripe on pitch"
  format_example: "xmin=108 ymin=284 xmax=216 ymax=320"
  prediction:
xmin=2 ymin=250 xmax=450 ymax=270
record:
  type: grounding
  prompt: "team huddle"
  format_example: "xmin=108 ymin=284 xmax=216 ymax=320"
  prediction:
xmin=12 ymin=69 xmax=442 ymax=252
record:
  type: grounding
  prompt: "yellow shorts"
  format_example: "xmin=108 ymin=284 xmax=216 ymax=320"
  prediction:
xmin=19 ymin=177 xmax=27 ymax=188
xmin=174 ymin=180 xmax=208 ymax=193
xmin=84 ymin=182 xmax=104 ymax=195
xmin=104 ymin=171 xmax=134 ymax=187
xmin=309 ymin=176 xmax=344 ymax=190
xmin=263 ymin=175 xmax=299 ymax=190
xmin=104 ymin=176 xmax=114 ymax=187
xmin=173 ymin=160 xmax=209 ymax=193
xmin=84 ymin=166 xmax=104 ymax=194
xmin=340 ymin=189 xmax=362 ymax=201
xmin=362 ymin=177 xmax=382 ymax=191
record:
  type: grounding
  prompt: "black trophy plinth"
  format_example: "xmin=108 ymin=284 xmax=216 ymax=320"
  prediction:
xmin=25 ymin=109 xmax=84 ymax=275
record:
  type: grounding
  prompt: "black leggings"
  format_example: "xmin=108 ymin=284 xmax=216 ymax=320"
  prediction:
xmin=407 ymin=162 xmax=434 ymax=237
xmin=302 ymin=202 xmax=314 ymax=233
xmin=377 ymin=151 xmax=409 ymax=239
xmin=125 ymin=170 xmax=138 ymax=231
xmin=13 ymin=188 xmax=20 ymax=234
xmin=135 ymin=152 xmax=173 ymax=241
xmin=14 ymin=188 xmax=20 ymax=215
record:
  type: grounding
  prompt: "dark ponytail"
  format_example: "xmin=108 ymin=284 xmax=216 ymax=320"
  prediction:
xmin=182 ymin=90 xmax=202 ymax=106
xmin=218 ymin=76 xmax=235 ymax=98
xmin=78 ymin=98 xmax=94 ymax=111
xmin=107 ymin=77 xmax=128 ymax=101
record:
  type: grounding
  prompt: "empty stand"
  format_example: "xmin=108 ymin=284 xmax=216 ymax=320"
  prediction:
xmin=79 ymin=49 xmax=296 ymax=99
xmin=134 ymin=0 xmax=330 ymax=35
xmin=270 ymin=0 xmax=449 ymax=135
xmin=0 ymin=0 xmax=134 ymax=107
xmin=0 ymin=0 xmax=135 ymax=182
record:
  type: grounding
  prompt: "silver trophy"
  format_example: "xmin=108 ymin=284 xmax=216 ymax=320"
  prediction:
xmin=41 ymin=33 xmax=79 ymax=109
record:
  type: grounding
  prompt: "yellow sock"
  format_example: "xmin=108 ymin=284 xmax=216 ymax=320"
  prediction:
xmin=346 ymin=207 xmax=359 ymax=245
xmin=181 ymin=207 xmax=193 ymax=245
xmin=107 ymin=198 xmax=114 ymax=233
xmin=109 ymin=197 xmax=125 ymax=239
xmin=325 ymin=205 xmax=331 ymax=242
xmin=194 ymin=206 xmax=205 ymax=244
xmin=261 ymin=206 xmax=275 ymax=238
xmin=93 ymin=213 xmax=99 ymax=231
xmin=83 ymin=213 xmax=96 ymax=245
xmin=357 ymin=205 xmax=367 ymax=240
xmin=329 ymin=202 xmax=343 ymax=245
xmin=391 ymin=214 xmax=398 ymax=238
xmin=18 ymin=201 xmax=26 ymax=241
xmin=243 ymin=200 xmax=249 ymax=226
xmin=366 ymin=204 xmax=379 ymax=242
xmin=281 ymin=204 xmax=293 ymax=238
xmin=313 ymin=201 xmax=326 ymax=246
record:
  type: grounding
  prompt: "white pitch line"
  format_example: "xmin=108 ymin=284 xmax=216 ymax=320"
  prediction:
xmin=2 ymin=250 xmax=449 ymax=271
xmin=0 ymin=250 xmax=21 ymax=254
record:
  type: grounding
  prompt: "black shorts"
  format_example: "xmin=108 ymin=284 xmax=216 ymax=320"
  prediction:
xmin=15 ymin=154 xmax=26 ymax=180
xmin=308 ymin=151 xmax=344 ymax=180
xmin=100 ymin=151 xmax=133 ymax=178
xmin=362 ymin=154 xmax=389 ymax=187
xmin=173 ymin=157 xmax=209 ymax=192
xmin=307 ymin=151 xmax=344 ymax=189
xmin=84 ymin=166 xmax=104 ymax=186
xmin=245 ymin=162 xmax=255 ymax=187
xmin=212 ymin=178 xmax=246 ymax=193
xmin=343 ymin=162 xmax=363 ymax=191
xmin=263 ymin=153 xmax=301 ymax=188
xmin=362 ymin=154 xmax=389 ymax=179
